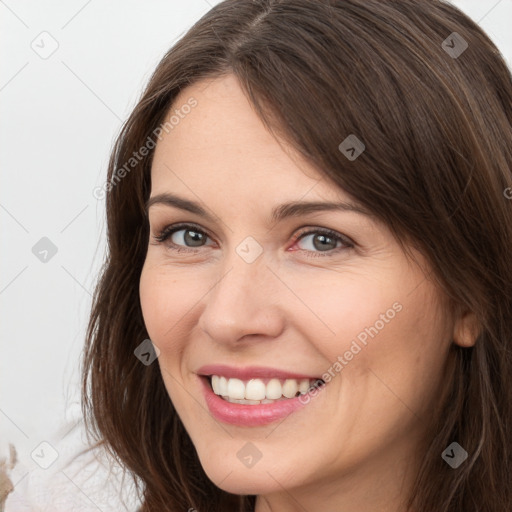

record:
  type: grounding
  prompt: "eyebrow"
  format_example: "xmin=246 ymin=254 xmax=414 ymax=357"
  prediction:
xmin=145 ymin=192 xmax=372 ymax=224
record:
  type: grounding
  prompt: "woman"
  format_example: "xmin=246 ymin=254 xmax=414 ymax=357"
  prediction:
xmin=82 ymin=0 xmax=512 ymax=510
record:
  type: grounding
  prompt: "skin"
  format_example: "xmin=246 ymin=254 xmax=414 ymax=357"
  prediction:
xmin=139 ymin=74 xmax=477 ymax=512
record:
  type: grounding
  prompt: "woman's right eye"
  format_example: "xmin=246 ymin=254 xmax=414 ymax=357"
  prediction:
xmin=153 ymin=223 xmax=213 ymax=252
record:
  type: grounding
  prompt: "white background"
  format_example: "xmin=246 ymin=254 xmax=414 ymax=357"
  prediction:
xmin=1 ymin=1 xmax=511 ymax=510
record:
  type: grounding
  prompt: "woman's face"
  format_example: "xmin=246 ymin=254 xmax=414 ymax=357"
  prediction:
xmin=139 ymin=74 xmax=461 ymax=508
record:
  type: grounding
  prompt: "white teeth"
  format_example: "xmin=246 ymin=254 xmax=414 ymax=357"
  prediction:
xmin=266 ymin=378 xmax=283 ymax=399
xmin=282 ymin=379 xmax=298 ymax=398
xmin=211 ymin=375 xmax=220 ymax=395
xmin=245 ymin=379 xmax=266 ymax=400
xmin=209 ymin=375 xmax=322 ymax=403
xmin=227 ymin=378 xmax=245 ymax=399
xmin=218 ymin=376 xmax=228 ymax=396
xmin=298 ymin=379 xmax=310 ymax=394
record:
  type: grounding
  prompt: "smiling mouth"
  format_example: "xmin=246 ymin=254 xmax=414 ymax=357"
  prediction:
xmin=206 ymin=375 xmax=325 ymax=405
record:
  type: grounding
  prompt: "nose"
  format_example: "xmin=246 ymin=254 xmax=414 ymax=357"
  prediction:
xmin=198 ymin=252 xmax=285 ymax=346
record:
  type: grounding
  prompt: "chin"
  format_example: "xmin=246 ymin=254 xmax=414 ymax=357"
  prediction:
xmin=206 ymin=466 xmax=285 ymax=496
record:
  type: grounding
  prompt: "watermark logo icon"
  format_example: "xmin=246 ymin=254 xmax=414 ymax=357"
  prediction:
xmin=32 ymin=237 xmax=58 ymax=263
xmin=237 ymin=442 xmax=263 ymax=468
xmin=134 ymin=338 xmax=160 ymax=365
xmin=236 ymin=236 xmax=263 ymax=264
xmin=338 ymin=134 xmax=365 ymax=161
xmin=31 ymin=31 xmax=59 ymax=59
xmin=442 ymin=442 xmax=468 ymax=468
xmin=442 ymin=32 xmax=468 ymax=59
xmin=31 ymin=441 xmax=59 ymax=469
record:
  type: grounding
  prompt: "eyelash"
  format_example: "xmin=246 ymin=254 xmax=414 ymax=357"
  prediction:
xmin=152 ymin=222 xmax=354 ymax=257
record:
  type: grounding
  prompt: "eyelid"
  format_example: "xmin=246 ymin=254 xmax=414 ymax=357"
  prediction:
xmin=153 ymin=222 xmax=214 ymax=245
xmin=292 ymin=227 xmax=355 ymax=249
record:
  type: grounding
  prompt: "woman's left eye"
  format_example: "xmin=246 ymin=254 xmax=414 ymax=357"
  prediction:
xmin=153 ymin=223 xmax=354 ymax=257
xmin=293 ymin=228 xmax=354 ymax=256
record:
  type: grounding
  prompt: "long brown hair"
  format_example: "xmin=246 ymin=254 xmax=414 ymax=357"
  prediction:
xmin=82 ymin=1 xmax=512 ymax=510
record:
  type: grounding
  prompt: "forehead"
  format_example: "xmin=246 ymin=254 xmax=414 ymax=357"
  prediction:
xmin=150 ymin=74 xmax=351 ymax=205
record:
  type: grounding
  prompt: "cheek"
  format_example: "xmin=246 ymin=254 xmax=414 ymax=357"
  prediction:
xmin=286 ymin=269 xmax=401 ymax=363
xmin=139 ymin=264 xmax=198 ymax=402
xmin=299 ymin=265 xmax=450 ymax=403
xmin=139 ymin=263 xmax=197 ymax=345
xmin=337 ymin=284 xmax=452 ymax=423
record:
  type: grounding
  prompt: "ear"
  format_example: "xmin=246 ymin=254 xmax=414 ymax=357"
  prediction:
xmin=452 ymin=309 xmax=480 ymax=348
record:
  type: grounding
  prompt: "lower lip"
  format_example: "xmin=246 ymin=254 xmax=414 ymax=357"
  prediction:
xmin=199 ymin=376 xmax=324 ymax=427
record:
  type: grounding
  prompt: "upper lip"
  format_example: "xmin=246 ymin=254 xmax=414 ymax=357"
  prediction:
xmin=196 ymin=364 xmax=323 ymax=381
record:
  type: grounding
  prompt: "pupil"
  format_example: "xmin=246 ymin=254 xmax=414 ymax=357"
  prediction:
xmin=314 ymin=234 xmax=335 ymax=251
xmin=185 ymin=230 xmax=204 ymax=247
